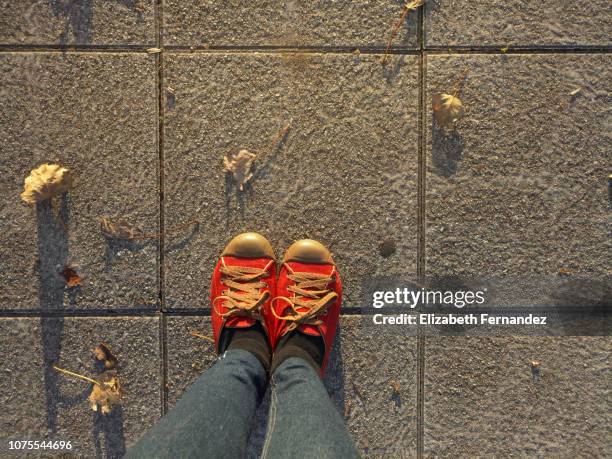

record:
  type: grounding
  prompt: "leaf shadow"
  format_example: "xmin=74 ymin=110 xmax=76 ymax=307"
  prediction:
xmin=431 ymin=123 xmax=464 ymax=177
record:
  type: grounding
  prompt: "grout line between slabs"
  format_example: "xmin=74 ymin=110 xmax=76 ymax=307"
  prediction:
xmin=0 ymin=46 xmax=610 ymax=56
xmin=156 ymin=0 xmax=169 ymax=415
xmin=416 ymin=6 xmax=426 ymax=458
xmin=0 ymin=45 xmax=610 ymax=54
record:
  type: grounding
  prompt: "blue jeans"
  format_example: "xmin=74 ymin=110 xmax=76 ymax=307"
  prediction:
xmin=126 ymin=350 xmax=360 ymax=459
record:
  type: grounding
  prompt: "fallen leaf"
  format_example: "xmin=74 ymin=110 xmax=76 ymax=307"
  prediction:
xmin=93 ymin=343 xmax=118 ymax=370
xmin=381 ymin=1 xmax=427 ymax=66
xmin=389 ymin=379 xmax=401 ymax=394
xmin=189 ymin=330 xmax=215 ymax=343
xmin=53 ymin=365 xmax=100 ymax=386
xmin=224 ymin=149 xmax=257 ymax=191
xmin=569 ymin=88 xmax=581 ymax=97
xmin=134 ymin=1 xmax=145 ymax=13
xmin=88 ymin=370 xmax=122 ymax=414
xmin=21 ymin=164 xmax=72 ymax=204
xmin=62 ymin=266 xmax=82 ymax=288
xmin=500 ymin=46 xmax=509 ymax=53
xmin=558 ymin=267 xmax=573 ymax=276
xmin=432 ymin=93 xmax=465 ymax=131
xmin=530 ymin=360 xmax=541 ymax=368
xmin=100 ymin=216 xmax=144 ymax=240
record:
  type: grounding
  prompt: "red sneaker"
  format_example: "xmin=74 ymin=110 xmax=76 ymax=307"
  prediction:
xmin=266 ymin=239 xmax=342 ymax=376
xmin=211 ymin=232 xmax=276 ymax=353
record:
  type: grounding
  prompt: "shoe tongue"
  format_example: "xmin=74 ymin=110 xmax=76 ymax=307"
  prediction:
xmin=222 ymin=256 xmax=272 ymax=270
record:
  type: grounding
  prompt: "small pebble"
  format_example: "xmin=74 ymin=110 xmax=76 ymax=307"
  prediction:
xmin=378 ymin=240 xmax=396 ymax=258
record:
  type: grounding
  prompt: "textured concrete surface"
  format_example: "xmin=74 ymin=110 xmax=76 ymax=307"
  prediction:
xmin=0 ymin=317 xmax=161 ymax=457
xmin=164 ymin=1 xmax=418 ymax=48
xmin=166 ymin=316 xmax=417 ymax=458
xmin=426 ymin=54 xmax=611 ymax=278
xmin=163 ymin=53 xmax=419 ymax=310
xmin=425 ymin=1 xmax=612 ymax=47
xmin=0 ymin=53 xmax=159 ymax=311
xmin=0 ymin=2 xmax=610 ymax=458
xmin=0 ymin=1 xmax=156 ymax=46
xmin=424 ymin=337 xmax=611 ymax=457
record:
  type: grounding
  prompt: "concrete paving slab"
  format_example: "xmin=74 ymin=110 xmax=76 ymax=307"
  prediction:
xmin=0 ymin=317 xmax=161 ymax=457
xmin=166 ymin=315 xmax=418 ymax=458
xmin=425 ymin=1 xmax=612 ymax=48
xmin=0 ymin=53 xmax=159 ymax=311
xmin=0 ymin=0 xmax=156 ymax=46
xmin=163 ymin=52 xmax=419 ymax=310
xmin=426 ymin=54 xmax=611 ymax=278
xmin=163 ymin=1 xmax=418 ymax=48
xmin=424 ymin=337 xmax=611 ymax=457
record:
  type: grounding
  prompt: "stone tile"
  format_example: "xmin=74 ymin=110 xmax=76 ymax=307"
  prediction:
xmin=165 ymin=316 xmax=217 ymax=408
xmin=0 ymin=53 xmax=159 ymax=311
xmin=426 ymin=54 xmax=611 ymax=278
xmin=0 ymin=1 xmax=156 ymax=46
xmin=0 ymin=317 xmax=161 ymax=457
xmin=166 ymin=316 xmax=418 ymax=457
xmin=425 ymin=1 xmax=611 ymax=47
xmin=424 ymin=337 xmax=611 ymax=457
xmin=164 ymin=52 xmax=419 ymax=309
xmin=164 ymin=1 xmax=418 ymax=48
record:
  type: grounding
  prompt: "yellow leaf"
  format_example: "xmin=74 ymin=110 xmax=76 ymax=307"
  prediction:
xmin=432 ymin=93 xmax=465 ymax=131
xmin=223 ymin=149 xmax=257 ymax=191
xmin=20 ymin=164 xmax=72 ymax=204
xmin=88 ymin=370 xmax=122 ymax=414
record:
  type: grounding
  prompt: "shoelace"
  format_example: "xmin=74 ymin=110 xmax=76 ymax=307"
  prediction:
xmin=272 ymin=269 xmax=338 ymax=333
xmin=213 ymin=265 xmax=270 ymax=319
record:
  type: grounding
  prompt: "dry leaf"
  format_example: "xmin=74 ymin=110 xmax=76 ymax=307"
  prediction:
xmin=432 ymin=93 xmax=465 ymax=131
xmin=53 ymin=365 xmax=99 ymax=386
xmin=93 ymin=343 xmax=118 ymax=370
xmin=53 ymin=365 xmax=122 ymax=414
xmin=88 ymin=370 xmax=122 ymax=414
xmin=530 ymin=360 xmax=541 ymax=368
xmin=100 ymin=216 xmax=198 ymax=241
xmin=569 ymin=88 xmax=581 ymax=97
xmin=134 ymin=1 xmax=145 ymax=13
xmin=21 ymin=164 xmax=72 ymax=204
xmin=189 ymin=330 xmax=215 ymax=343
xmin=224 ymin=149 xmax=257 ymax=191
xmin=62 ymin=266 xmax=82 ymax=288
xmin=558 ymin=267 xmax=573 ymax=276
xmin=381 ymin=0 xmax=426 ymax=66
xmin=100 ymin=216 xmax=144 ymax=240
xmin=389 ymin=379 xmax=401 ymax=394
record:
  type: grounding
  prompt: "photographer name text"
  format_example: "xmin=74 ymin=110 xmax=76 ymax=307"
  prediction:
xmin=373 ymin=313 xmax=547 ymax=325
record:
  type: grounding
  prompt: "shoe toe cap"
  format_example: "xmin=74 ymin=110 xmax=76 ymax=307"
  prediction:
xmin=284 ymin=239 xmax=334 ymax=264
xmin=222 ymin=232 xmax=275 ymax=258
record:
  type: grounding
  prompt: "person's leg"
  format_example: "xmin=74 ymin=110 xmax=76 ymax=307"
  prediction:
xmin=262 ymin=238 xmax=360 ymax=458
xmin=129 ymin=232 xmax=278 ymax=458
xmin=261 ymin=355 xmax=360 ymax=459
xmin=126 ymin=348 xmax=266 ymax=459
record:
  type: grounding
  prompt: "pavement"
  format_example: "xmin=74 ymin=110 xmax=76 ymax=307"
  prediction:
xmin=0 ymin=1 xmax=610 ymax=458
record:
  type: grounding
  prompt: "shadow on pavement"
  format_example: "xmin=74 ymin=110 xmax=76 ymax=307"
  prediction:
xmin=37 ymin=195 xmax=126 ymax=456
